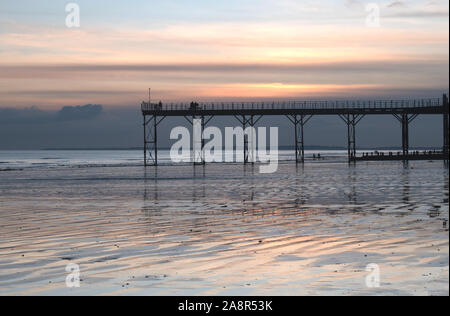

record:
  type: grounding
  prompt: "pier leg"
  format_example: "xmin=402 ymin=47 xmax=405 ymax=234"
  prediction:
xmin=188 ymin=115 xmax=214 ymax=165
xmin=236 ymin=115 xmax=261 ymax=164
xmin=443 ymin=94 xmax=449 ymax=160
xmin=297 ymin=116 xmax=305 ymax=163
xmin=347 ymin=115 xmax=356 ymax=160
xmin=202 ymin=115 xmax=206 ymax=165
xmin=249 ymin=115 xmax=255 ymax=164
xmin=143 ymin=114 xmax=147 ymax=167
xmin=402 ymin=114 xmax=409 ymax=156
xmin=193 ymin=115 xmax=205 ymax=165
xmin=243 ymin=115 xmax=248 ymax=164
xmin=288 ymin=115 xmax=312 ymax=163
xmin=393 ymin=113 xmax=419 ymax=160
xmin=241 ymin=115 xmax=255 ymax=164
xmin=339 ymin=114 xmax=364 ymax=162
xmin=143 ymin=114 xmax=158 ymax=166
xmin=154 ymin=114 xmax=158 ymax=165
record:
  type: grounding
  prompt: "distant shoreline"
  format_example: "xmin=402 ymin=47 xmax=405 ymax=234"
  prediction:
xmin=6 ymin=146 xmax=444 ymax=151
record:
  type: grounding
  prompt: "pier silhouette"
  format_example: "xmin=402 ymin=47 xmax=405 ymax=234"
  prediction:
xmin=141 ymin=94 xmax=449 ymax=166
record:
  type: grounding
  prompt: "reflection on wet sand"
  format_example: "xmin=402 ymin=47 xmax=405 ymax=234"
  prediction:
xmin=0 ymin=161 xmax=448 ymax=295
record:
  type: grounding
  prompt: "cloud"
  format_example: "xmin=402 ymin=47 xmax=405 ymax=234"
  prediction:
xmin=344 ymin=0 xmax=363 ymax=9
xmin=384 ymin=10 xmax=449 ymax=18
xmin=384 ymin=0 xmax=449 ymax=18
xmin=0 ymin=104 xmax=103 ymax=124
xmin=387 ymin=1 xmax=405 ymax=8
xmin=56 ymin=104 xmax=103 ymax=121
xmin=1 ymin=59 xmax=448 ymax=77
xmin=0 ymin=106 xmax=48 ymax=124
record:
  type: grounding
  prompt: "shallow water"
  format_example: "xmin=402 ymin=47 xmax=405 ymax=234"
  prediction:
xmin=0 ymin=156 xmax=448 ymax=296
xmin=0 ymin=149 xmax=389 ymax=169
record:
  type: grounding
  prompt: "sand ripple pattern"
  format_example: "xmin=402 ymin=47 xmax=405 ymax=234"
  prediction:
xmin=0 ymin=161 xmax=448 ymax=295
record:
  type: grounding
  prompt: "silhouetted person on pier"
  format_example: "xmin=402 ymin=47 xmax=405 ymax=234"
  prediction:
xmin=190 ymin=101 xmax=199 ymax=110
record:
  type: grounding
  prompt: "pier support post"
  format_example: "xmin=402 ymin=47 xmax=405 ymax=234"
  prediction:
xmin=443 ymin=94 xmax=449 ymax=160
xmin=402 ymin=114 xmax=409 ymax=155
xmin=347 ymin=115 xmax=357 ymax=160
xmin=143 ymin=114 xmax=159 ymax=166
xmin=143 ymin=114 xmax=147 ymax=166
xmin=242 ymin=115 xmax=249 ymax=164
xmin=339 ymin=114 xmax=365 ymax=162
xmin=201 ymin=116 xmax=206 ymax=164
xmin=235 ymin=115 xmax=260 ymax=164
xmin=242 ymin=115 xmax=256 ymax=164
xmin=247 ymin=116 xmax=255 ymax=164
xmin=193 ymin=115 xmax=206 ymax=165
xmin=187 ymin=115 xmax=214 ymax=165
xmin=296 ymin=115 xmax=304 ymax=163
xmin=287 ymin=115 xmax=313 ymax=163
xmin=143 ymin=106 xmax=166 ymax=167
xmin=393 ymin=113 xmax=419 ymax=158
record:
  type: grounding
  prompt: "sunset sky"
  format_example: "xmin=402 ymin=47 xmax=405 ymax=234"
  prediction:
xmin=0 ymin=0 xmax=448 ymax=109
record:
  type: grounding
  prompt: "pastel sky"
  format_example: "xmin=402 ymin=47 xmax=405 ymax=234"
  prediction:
xmin=0 ymin=0 xmax=448 ymax=109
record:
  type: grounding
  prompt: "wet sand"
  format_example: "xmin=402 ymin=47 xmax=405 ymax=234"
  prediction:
xmin=0 ymin=161 xmax=448 ymax=295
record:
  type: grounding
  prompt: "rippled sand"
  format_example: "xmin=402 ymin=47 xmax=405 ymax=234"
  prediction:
xmin=0 ymin=161 xmax=448 ymax=295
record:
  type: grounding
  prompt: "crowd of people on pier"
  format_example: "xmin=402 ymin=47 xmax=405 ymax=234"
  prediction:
xmin=361 ymin=150 xmax=444 ymax=158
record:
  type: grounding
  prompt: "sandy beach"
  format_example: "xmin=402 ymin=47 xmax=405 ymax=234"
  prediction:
xmin=0 ymin=156 xmax=448 ymax=296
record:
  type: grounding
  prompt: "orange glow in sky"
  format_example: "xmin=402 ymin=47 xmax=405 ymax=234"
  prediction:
xmin=0 ymin=1 xmax=448 ymax=108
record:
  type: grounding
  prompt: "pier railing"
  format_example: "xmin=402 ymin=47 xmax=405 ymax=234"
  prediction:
xmin=141 ymin=98 xmax=441 ymax=112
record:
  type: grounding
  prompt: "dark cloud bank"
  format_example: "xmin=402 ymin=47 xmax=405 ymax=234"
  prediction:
xmin=0 ymin=104 xmax=102 ymax=124
xmin=0 ymin=104 xmax=445 ymax=150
